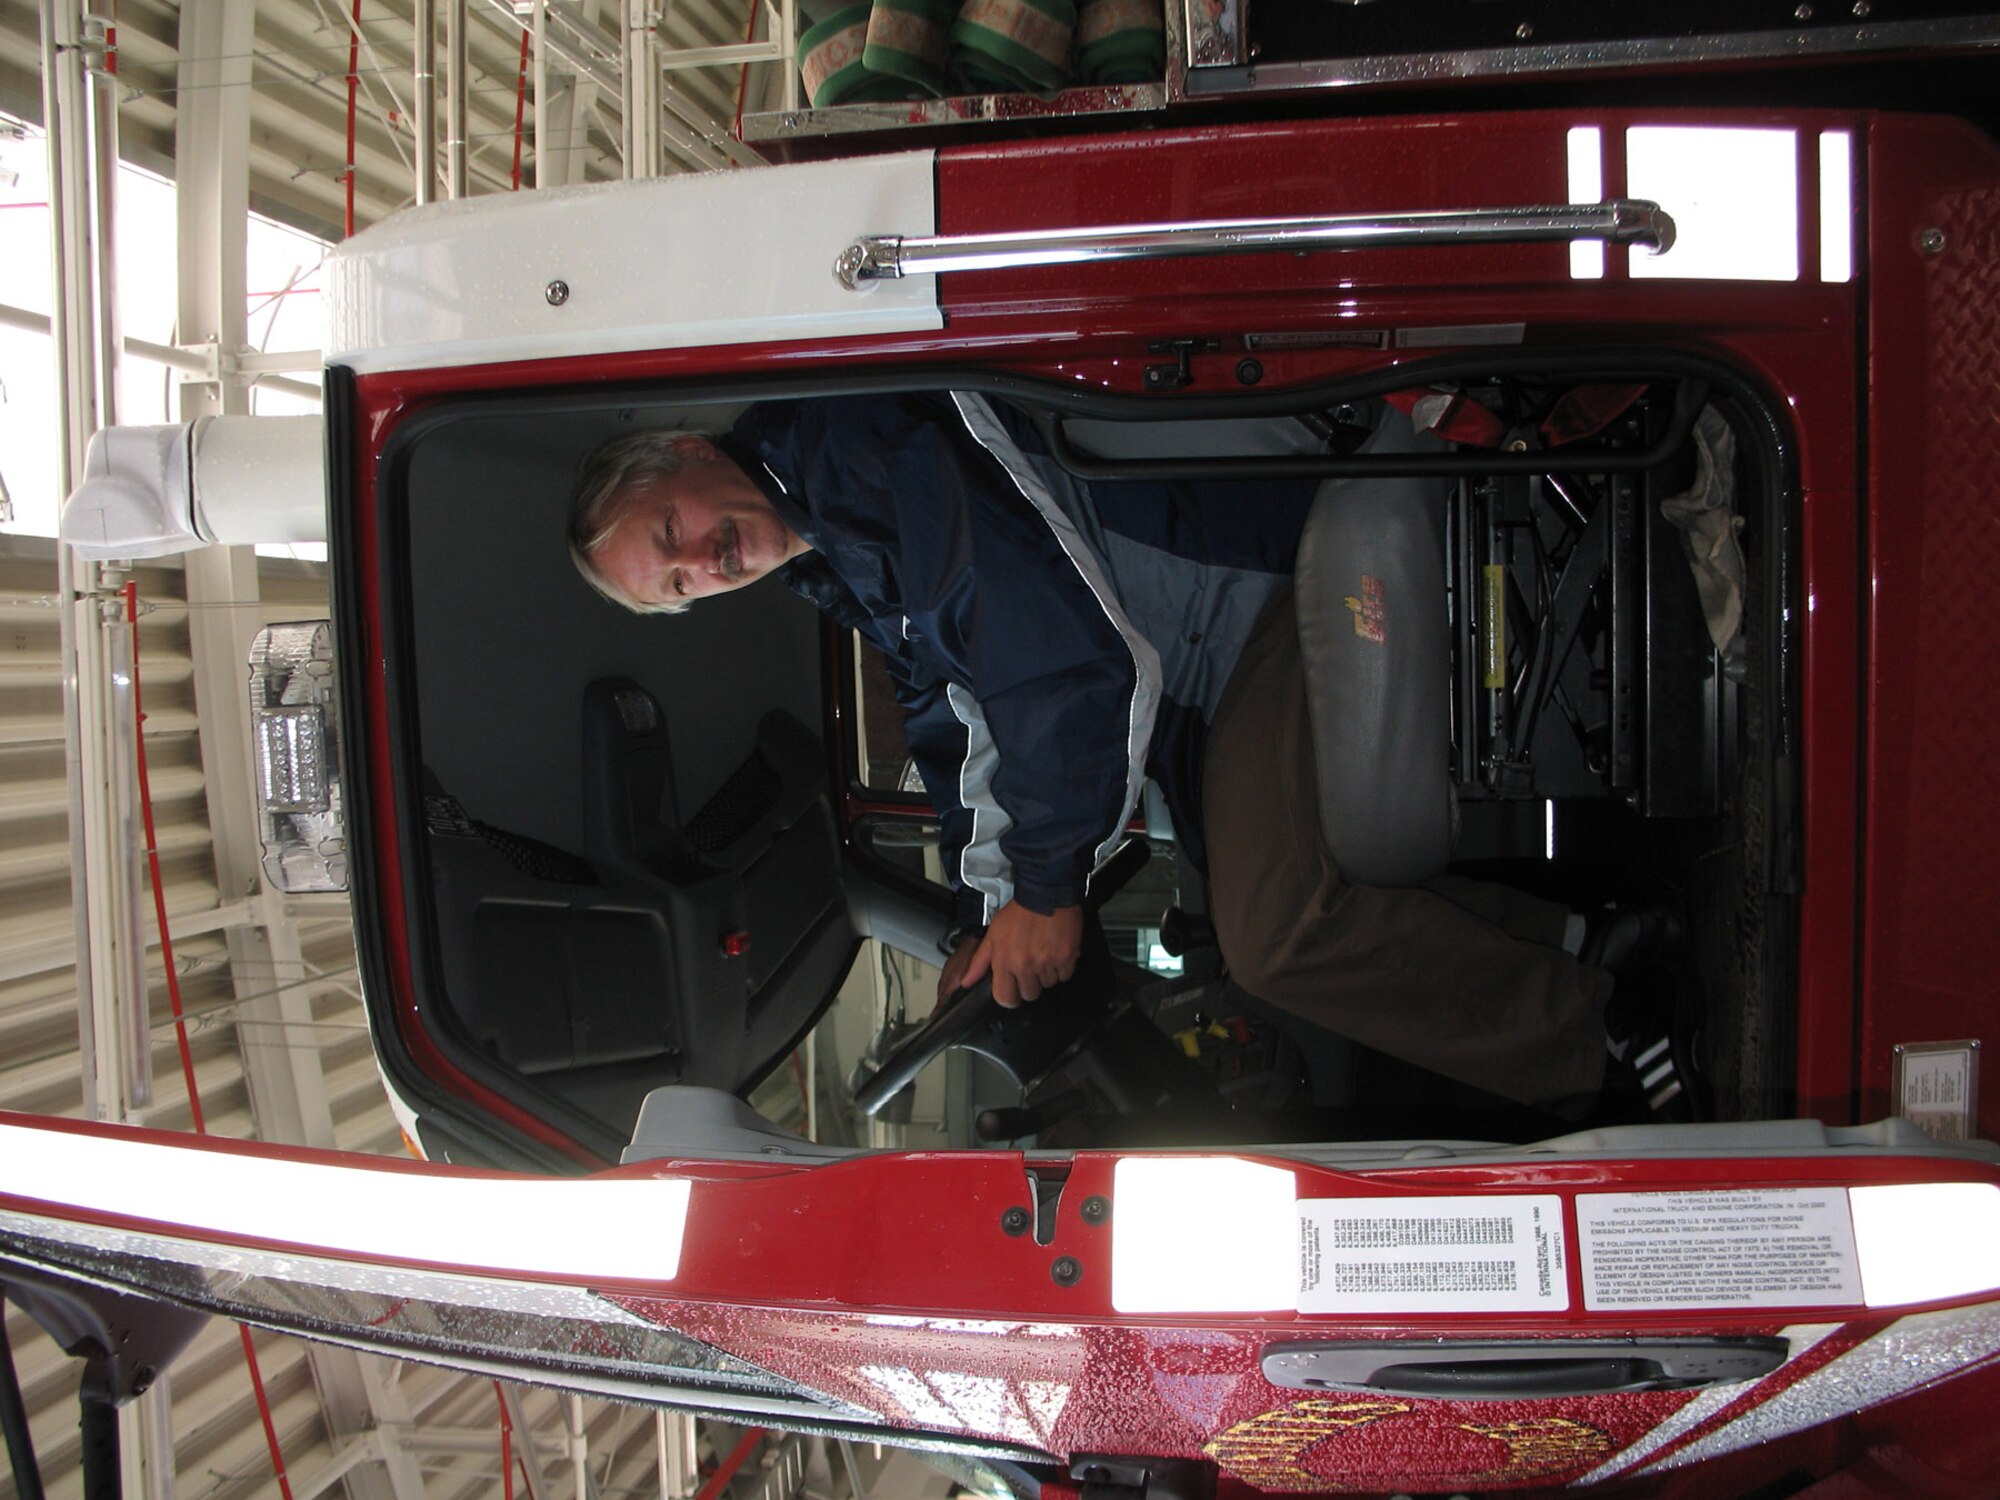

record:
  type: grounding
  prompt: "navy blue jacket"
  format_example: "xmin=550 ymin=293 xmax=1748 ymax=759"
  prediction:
xmin=731 ymin=393 xmax=1316 ymax=928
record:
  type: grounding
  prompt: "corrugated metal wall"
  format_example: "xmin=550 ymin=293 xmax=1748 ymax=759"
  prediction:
xmin=0 ymin=4 xmax=821 ymax=1495
xmin=4 ymin=538 xmax=325 ymax=1500
xmin=1 ymin=537 xmax=725 ymax=1500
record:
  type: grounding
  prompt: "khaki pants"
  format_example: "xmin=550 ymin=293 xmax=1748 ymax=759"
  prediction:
xmin=1202 ymin=591 xmax=1611 ymax=1109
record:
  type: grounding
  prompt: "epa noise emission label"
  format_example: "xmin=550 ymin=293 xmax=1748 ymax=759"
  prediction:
xmin=1576 ymin=1189 xmax=1862 ymax=1311
xmin=1298 ymin=1195 xmax=1568 ymax=1313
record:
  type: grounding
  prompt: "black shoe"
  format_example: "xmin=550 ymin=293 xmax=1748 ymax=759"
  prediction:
xmin=1624 ymin=1029 xmax=1695 ymax=1120
xmin=1582 ymin=902 xmax=1687 ymax=973
xmin=1604 ymin=970 xmax=1708 ymax=1122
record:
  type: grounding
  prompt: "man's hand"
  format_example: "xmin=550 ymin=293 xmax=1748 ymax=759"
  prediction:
xmin=958 ymin=902 xmax=1083 ymax=1007
xmin=936 ymin=931 xmax=983 ymax=1003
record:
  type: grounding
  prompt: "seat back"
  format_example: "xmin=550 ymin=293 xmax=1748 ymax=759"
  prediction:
xmin=576 ymin=680 xmax=855 ymax=1091
xmin=424 ymin=783 xmax=685 ymax=1078
xmin=1295 ymin=408 xmax=1455 ymax=886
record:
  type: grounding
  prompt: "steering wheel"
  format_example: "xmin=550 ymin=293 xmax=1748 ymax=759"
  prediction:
xmin=849 ymin=839 xmax=1153 ymax=1118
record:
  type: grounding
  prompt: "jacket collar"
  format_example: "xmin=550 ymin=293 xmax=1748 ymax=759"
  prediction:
xmin=716 ymin=429 xmax=814 ymax=542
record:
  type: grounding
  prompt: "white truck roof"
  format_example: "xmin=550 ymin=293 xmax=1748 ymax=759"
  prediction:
xmin=324 ymin=152 xmax=943 ymax=375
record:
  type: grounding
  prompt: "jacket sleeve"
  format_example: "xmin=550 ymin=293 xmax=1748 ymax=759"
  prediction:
xmin=874 ymin=646 xmax=983 ymax=930
xmin=782 ymin=394 xmax=1159 ymax=924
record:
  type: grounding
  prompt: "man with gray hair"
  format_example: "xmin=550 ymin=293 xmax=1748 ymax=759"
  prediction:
xmin=569 ymin=428 xmax=812 ymax=613
xmin=569 ymin=391 xmax=1686 ymax=1120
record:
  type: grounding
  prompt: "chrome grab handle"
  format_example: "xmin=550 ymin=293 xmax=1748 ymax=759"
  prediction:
xmin=834 ymin=199 xmax=1674 ymax=288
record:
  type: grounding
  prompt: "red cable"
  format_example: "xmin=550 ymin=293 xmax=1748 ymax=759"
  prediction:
xmin=344 ymin=0 xmax=360 ymax=235
xmin=125 ymin=582 xmax=296 ymax=1500
xmin=511 ymin=25 xmax=531 ymax=190
xmin=694 ymin=1428 xmax=765 ymax=1500
xmin=238 ymin=1325 xmax=299 ymax=1500
xmin=124 ymin=582 xmax=203 ymax=1134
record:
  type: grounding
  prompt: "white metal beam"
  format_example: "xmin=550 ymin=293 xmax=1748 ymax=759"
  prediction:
xmin=495 ymin=0 xmax=751 ymax=178
xmin=41 ymin=0 xmax=116 ymax=1125
xmin=385 ymin=1428 xmax=568 ymax=1458
xmin=42 ymin=10 xmax=171 ymax=1498
xmin=174 ymin=0 xmax=251 ymax=425
xmin=290 ymin=1433 xmax=391 ymax=1500
xmin=657 ymin=1411 xmax=698 ymax=1499
xmin=621 ymin=0 xmax=661 ymax=178
xmin=555 ymin=0 xmax=759 ymax=170
xmin=0 ymin=300 xmax=322 ymax=400
xmin=172 ymin=9 xmax=430 ymax=1500
xmin=531 ymin=0 xmax=616 ymax=188
xmin=566 ymin=1395 xmax=594 ymax=1500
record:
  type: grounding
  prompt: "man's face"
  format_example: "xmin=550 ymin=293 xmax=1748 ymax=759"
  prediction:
xmin=592 ymin=437 xmax=808 ymax=606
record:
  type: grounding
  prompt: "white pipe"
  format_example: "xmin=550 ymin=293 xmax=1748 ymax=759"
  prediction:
xmin=105 ymin=601 xmax=152 ymax=1111
xmin=532 ymin=0 xmax=547 ymax=190
xmin=135 ymin=1379 xmax=175 ymax=1500
xmin=413 ymin=0 xmax=437 ymax=203
xmin=87 ymin=1 xmax=121 ymax=433
xmin=64 ymin=416 xmax=328 ymax=559
xmin=620 ymin=0 xmax=639 ymax=177
xmin=445 ymin=0 xmax=467 ymax=197
xmin=42 ymin=0 xmax=107 ymax=1121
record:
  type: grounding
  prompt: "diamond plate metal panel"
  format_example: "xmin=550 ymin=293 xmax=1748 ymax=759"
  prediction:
xmin=1861 ymin=117 xmax=2000 ymax=1141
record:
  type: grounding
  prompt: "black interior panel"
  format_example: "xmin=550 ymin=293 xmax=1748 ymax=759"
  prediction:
xmin=396 ymin=400 xmax=849 ymax=1155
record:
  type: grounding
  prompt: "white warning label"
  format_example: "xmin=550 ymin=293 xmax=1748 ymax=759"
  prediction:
xmin=1576 ymin=1189 xmax=1862 ymax=1311
xmin=1297 ymin=1195 xmax=1568 ymax=1314
xmin=1896 ymin=1041 xmax=1979 ymax=1143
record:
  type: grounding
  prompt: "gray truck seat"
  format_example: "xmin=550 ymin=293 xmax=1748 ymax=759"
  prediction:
xmin=1294 ymin=407 xmax=1455 ymax=886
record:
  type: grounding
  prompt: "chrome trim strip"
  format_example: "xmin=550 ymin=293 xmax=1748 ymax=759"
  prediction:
xmin=740 ymin=83 xmax=1166 ymax=144
xmin=1183 ymin=16 xmax=2000 ymax=96
xmin=0 ymin=1210 xmax=1054 ymax=1463
xmin=835 ymin=200 xmax=1674 ymax=288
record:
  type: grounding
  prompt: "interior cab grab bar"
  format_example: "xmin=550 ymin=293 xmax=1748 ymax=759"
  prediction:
xmin=834 ymin=200 xmax=1675 ymax=288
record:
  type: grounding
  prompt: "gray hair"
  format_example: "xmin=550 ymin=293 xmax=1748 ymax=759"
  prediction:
xmin=567 ymin=428 xmax=718 ymax=615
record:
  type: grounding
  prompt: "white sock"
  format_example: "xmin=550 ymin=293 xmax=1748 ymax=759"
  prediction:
xmin=1562 ymin=912 xmax=1587 ymax=956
